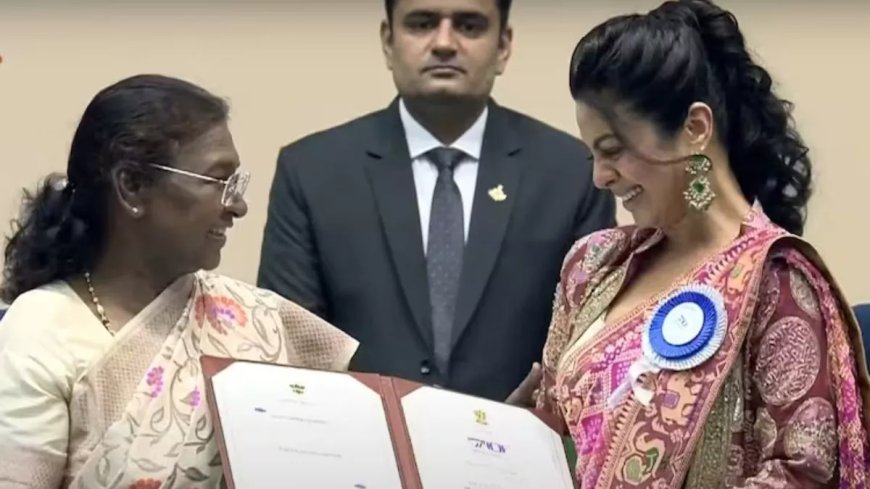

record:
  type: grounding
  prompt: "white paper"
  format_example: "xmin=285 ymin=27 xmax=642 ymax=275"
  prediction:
xmin=212 ymin=362 xmax=402 ymax=489
xmin=402 ymin=387 xmax=574 ymax=489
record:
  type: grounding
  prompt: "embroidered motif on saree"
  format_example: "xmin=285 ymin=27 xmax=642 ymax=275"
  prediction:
xmin=58 ymin=272 xmax=358 ymax=488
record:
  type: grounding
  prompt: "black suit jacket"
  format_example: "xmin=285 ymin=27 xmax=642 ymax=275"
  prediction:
xmin=258 ymin=100 xmax=616 ymax=400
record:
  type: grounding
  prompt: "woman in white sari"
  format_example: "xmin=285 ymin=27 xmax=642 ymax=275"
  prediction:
xmin=0 ymin=75 xmax=358 ymax=488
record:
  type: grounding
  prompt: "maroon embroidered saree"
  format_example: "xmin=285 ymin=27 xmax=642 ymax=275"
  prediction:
xmin=538 ymin=209 xmax=870 ymax=488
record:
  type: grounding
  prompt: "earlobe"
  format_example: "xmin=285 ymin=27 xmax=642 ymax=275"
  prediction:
xmin=112 ymin=164 xmax=147 ymax=219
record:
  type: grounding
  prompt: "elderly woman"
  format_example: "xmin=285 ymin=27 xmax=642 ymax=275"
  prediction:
xmin=508 ymin=0 xmax=870 ymax=487
xmin=0 ymin=75 xmax=357 ymax=488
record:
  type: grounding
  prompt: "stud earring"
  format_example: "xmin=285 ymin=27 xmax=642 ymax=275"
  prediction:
xmin=131 ymin=207 xmax=141 ymax=216
xmin=683 ymin=153 xmax=715 ymax=212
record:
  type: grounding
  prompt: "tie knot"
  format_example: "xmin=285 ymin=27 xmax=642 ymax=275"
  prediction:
xmin=427 ymin=147 xmax=465 ymax=173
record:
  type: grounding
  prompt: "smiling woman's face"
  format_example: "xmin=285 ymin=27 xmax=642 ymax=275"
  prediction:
xmin=136 ymin=122 xmax=248 ymax=273
xmin=575 ymin=100 xmax=692 ymax=229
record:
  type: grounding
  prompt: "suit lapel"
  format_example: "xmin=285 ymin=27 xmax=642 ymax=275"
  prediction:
xmin=364 ymin=101 xmax=433 ymax=347
xmin=452 ymin=104 xmax=523 ymax=347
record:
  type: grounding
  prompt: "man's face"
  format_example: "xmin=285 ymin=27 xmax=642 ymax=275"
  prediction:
xmin=381 ymin=0 xmax=512 ymax=103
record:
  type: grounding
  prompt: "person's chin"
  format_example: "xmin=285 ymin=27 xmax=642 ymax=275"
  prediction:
xmin=199 ymin=232 xmax=227 ymax=270
xmin=199 ymin=249 xmax=222 ymax=272
xmin=418 ymin=81 xmax=471 ymax=100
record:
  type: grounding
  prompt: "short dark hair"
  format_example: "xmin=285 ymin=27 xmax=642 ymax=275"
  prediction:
xmin=384 ymin=0 xmax=513 ymax=29
xmin=569 ymin=0 xmax=811 ymax=235
xmin=1 ymin=74 xmax=229 ymax=302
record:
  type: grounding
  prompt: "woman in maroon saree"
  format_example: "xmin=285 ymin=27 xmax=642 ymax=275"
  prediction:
xmin=521 ymin=0 xmax=870 ymax=487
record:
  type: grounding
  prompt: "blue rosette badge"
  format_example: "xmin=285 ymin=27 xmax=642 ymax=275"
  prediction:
xmin=606 ymin=283 xmax=728 ymax=408
xmin=642 ymin=284 xmax=727 ymax=371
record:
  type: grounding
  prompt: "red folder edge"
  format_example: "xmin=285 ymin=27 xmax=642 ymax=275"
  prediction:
xmin=379 ymin=377 xmax=424 ymax=489
xmin=201 ymin=355 xmax=239 ymax=489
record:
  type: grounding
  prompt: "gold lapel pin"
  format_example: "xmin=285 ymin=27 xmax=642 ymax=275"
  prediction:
xmin=488 ymin=184 xmax=507 ymax=202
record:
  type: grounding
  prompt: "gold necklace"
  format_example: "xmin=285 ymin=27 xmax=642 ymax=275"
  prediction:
xmin=84 ymin=271 xmax=114 ymax=336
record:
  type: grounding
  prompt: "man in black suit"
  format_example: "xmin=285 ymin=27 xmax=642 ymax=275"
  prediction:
xmin=258 ymin=0 xmax=615 ymax=400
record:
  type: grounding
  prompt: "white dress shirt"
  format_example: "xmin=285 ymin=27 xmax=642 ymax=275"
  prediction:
xmin=399 ymin=99 xmax=487 ymax=255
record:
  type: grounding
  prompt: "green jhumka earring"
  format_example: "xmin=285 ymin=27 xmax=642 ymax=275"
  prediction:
xmin=683 ymin=153 xmax=715 ymax=211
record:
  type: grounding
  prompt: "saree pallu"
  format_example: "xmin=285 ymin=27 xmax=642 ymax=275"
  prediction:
xmin=0 ymin=272 xmax=357 ymax=488
xmin=538 ymin=209 xmax=870 ymax=488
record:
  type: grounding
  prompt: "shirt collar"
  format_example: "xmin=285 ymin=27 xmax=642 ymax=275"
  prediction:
xmin=399 ymin=98 xmax=487 ymax=160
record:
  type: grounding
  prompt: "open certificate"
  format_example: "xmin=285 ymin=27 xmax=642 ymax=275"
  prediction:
xmin=402 ymin=387 xmax=574 ymax=489
xmin=202 ymin=356 xmax=573 ymax=489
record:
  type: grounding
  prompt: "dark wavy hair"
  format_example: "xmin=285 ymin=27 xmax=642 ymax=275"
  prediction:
xmin=569 ymin=0 xmax=811 ymax=235
xmin=1 ymin=74 xmax=229 ymax=303
xmin=384 ymin=0 xmax=513 ymax=30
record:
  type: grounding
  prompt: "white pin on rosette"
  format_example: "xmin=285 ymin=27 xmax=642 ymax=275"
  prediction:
xmin=608 ymin=284 xmax=727 ymax=408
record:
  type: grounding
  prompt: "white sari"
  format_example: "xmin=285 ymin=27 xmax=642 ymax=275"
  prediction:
xmin=0 ymin=272 xmax=358 ymax=488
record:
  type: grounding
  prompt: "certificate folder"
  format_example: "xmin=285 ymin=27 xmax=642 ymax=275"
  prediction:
xmin=202 ymin=355 xmax=573 ymax=489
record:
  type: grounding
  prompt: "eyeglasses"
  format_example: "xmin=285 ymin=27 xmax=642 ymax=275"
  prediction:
xmin=149 ymin=163 xmax=250 ymax=207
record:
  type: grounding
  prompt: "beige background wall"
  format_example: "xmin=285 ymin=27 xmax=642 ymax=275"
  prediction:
xmin=1 ymin=0 xmax=868 ymax=303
